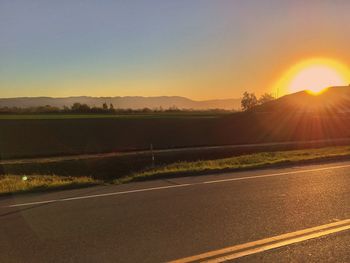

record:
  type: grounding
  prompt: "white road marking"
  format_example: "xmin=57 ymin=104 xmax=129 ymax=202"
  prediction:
xmin=202 ymin=163 xmax=350 ymax=184
xmin=3 ymin=163 xmax=350 ymax=208
xmin=5 ymin=184 xmax=191 ymax=208
xmin=169 ymin=219 xmax=350 ymax=263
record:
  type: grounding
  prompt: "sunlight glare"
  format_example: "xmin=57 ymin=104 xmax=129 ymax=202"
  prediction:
xmin=274 ymin=58 xmax=350 ymax=96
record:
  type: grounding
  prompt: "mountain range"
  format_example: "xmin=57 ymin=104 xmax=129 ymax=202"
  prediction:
xmin=0 ymin=96 xmax=240 ymax=110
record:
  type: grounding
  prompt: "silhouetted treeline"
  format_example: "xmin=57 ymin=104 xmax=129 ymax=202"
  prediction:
xmin=0 ymin=103 xmax=233 ymax=114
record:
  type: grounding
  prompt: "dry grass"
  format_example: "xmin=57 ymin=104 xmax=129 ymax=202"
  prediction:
xmin=118 ymin=146 xmax=350 ymax=183
xmin=2 ymin=146 xmax=350 ymax=195
xmin=0 ymin=175 xmax=100 ymax=195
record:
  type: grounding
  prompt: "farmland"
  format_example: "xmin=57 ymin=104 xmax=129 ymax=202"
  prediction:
xmin=0 ymin=112 xmax=223 ymax=120
xmin=0 ymin=112 xmax=226 ymax=159
xmin=0 ymin=110 xmax=349 ymax=182
xmin=1 ymin=111 xmax=350 ymax=160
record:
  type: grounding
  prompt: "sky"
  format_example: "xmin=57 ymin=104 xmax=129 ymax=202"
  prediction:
xmin=1 ymin=0 xmax=350 ymax=100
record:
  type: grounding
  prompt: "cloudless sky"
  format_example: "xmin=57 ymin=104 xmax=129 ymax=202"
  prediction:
xmin=1 ymin=0 xmax=350 ymax=99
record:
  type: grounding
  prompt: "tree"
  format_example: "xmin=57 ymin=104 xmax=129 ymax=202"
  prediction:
xmin=71 ymin=103 xmax=90 ymax=112
xmin=109 ymin=103 xmax=114 ymax=110
xmin=71 ymin=103 xmax=82 ymax=111
xmin=258 ymin=93 xmax=275 ymax=105
xmin=102 ymin=102 xmax=108 ymax=110
xmin=241 ymin=92 xmax=258 ymax=111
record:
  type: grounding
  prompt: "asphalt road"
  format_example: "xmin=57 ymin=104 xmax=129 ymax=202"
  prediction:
xmin=1 ymin=161 xmax=350 ymax=262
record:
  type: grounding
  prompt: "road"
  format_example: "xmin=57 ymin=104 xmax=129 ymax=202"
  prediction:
xmin=1 ymin=161 xmax=350 ymax=262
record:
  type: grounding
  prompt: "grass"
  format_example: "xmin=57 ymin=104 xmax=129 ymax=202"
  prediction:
xmin=2 ymin=146 xmax=350 ymax=195
xmin=0 ymin=175 xmax=100 ymax=195
xmin=117 ymin=146 xmax=350 ymax=183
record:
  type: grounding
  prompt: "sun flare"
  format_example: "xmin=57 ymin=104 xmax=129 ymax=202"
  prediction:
xmin=274 ymin=58 xmax=350 ymax=96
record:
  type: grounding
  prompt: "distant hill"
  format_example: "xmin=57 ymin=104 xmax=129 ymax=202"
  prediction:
xmin=0 ymin=96 xmax=240 ymax=110
xmin=254 ymin=86 xmax=350 ymax=113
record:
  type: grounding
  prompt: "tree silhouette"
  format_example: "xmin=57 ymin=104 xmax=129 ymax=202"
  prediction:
xmin=102 ymin=102 xmax=108 ymax=110
xmin=241 ymin=92 xmax=258 ymax=111
xmin=258 ymin=93 xmax=275 ymax=105
xmin=71 ymin=103 xmax=90 ymax=112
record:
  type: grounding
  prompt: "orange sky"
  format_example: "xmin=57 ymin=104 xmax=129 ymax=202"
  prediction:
xmin=1 ymin=1 xmax=350 ymax=99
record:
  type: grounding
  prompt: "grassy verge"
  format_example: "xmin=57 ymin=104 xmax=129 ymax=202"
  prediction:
xmin=2 ymin=146 xmax=350 ymax=195
xmin=0 ymin=175 xmax=100 ymax=196
xmin=116 ymin=146 xmax=350 ymax=183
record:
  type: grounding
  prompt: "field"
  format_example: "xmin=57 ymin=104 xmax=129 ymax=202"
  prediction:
xmin=0 ymin=112 xmax=222 ymax=120
xmin=1 ymin=111 xmax=350 ymax=195
xmin=1 ymin=111 xmax=350 ymax=159
xmin=0 ymin=113 xmax=224 ymax=159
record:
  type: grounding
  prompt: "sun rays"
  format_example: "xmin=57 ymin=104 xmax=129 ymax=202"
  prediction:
xmin=273 ymin=58 xmax=350 ymax=96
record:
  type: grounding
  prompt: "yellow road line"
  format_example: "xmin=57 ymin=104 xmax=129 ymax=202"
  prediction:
xmin=170 ymin=219 xmax=350 ymax=263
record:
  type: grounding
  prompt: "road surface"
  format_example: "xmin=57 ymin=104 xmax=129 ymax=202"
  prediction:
xmin=1 ymin=161 xmax=350 ymax=262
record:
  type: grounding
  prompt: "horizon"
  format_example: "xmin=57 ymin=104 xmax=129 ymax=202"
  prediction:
xmin=0 ymin=84 xmax=349 ymax=101
xmin=2 ymin=1 xmax=350 ymax=99
xmin=0 ymin=94 xmax=239 ymax=101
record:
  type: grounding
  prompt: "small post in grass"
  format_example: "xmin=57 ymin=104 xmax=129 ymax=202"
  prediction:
xmin=150 ymin=143 xmax=155 ymax=168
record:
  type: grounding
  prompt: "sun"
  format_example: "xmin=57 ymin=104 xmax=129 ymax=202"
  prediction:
xmin=273 ymin=58 xmax=350 ymax=95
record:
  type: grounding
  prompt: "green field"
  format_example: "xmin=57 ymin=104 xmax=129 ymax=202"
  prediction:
xmin=0 ymin=114 xmax=223 ymax=158
xmin=0 ymin=111 xmax=350 ymax=159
